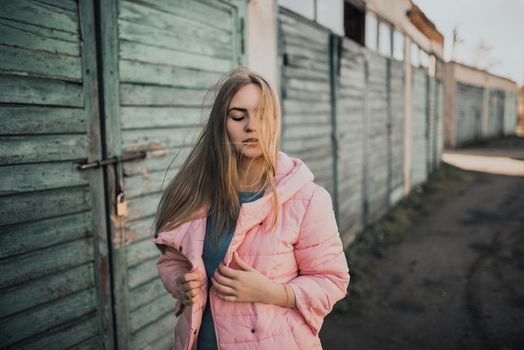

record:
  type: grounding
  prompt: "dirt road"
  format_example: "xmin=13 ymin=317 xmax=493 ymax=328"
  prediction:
xmin=320 ymin=137 xmax=524 ymax=350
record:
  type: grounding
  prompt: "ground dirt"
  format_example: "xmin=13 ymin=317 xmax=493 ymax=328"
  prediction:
xmin=320 ymin=136 xmax=524 ymax=350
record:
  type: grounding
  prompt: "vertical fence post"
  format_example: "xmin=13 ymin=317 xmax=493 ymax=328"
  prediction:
xmin=386 ymin=58 xmax=393 ymax=206
xmin=329 ymin=33 xmax=340 ymax=223
xmin=362 ymin=53 xmax=370 ymax=228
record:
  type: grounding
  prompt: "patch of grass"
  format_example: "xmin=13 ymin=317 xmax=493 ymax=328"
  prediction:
xmin=333 ymin=163 xmax=474 ymax=314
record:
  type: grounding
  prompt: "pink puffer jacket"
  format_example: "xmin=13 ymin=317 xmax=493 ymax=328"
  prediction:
xmin=153 ymin=151 xmax=350 ymax=350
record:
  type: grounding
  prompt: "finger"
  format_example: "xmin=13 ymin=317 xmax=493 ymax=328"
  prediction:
xmin=233 ymin=252 xmax=254 ymax=271
xmin=211 ymin=276 xmax=236 ymax=296
xmin=176 ymin=272 xmax=200 ymax=285
xmin=181 ymin=280 xmax=201 ymax=291
xmin=218 ymin=263 xmax=239 ymax=279
xmin=213 ymin=269 xmax=235 ymax=287
xmin=215 ymin=290 xmax=236 ymax=302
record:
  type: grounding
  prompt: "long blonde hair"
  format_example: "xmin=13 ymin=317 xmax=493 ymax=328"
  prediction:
xmin=153 ymin=67 xmax=282 ymax=251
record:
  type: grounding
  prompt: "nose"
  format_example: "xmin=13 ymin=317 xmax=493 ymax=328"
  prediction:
xmin=244 ymin=114 xmax=256 ymax=132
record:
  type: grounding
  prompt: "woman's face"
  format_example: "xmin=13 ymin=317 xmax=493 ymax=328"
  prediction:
xmin=226 ymin=83 xmax=263 ymax=159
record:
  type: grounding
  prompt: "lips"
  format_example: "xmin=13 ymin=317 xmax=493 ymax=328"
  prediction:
xmin=243 ymin=138 xmax=258 ymax=143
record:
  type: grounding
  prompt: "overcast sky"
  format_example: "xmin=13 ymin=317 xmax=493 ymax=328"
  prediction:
xmin=415 ymin=0 xmax=524 ymax=85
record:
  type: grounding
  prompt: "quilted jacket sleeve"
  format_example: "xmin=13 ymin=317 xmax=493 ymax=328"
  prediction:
xmin=155 ymin=244 xmax=192 ymax=317
xmin=287 ymin=186 xmax=350 ymax=336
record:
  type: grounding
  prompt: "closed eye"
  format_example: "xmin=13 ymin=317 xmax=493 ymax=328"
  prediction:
xmin=231 ymin=115 xmax=246 ymax=121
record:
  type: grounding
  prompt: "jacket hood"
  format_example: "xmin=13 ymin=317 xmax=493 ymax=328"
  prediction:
xmin=231 ymin=150 xmax=314 ymax=229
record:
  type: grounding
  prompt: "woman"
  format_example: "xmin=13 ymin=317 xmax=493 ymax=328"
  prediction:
xmin=153 ymin=67 xmax=350 ymax=350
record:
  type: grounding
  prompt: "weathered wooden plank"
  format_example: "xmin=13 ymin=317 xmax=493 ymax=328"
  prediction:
xmin=12 ymin=314 xmax=99 ymax=350
xmin=118 ymin=7 xmax=232 ymax=57
xmin=0 ymin=17 xmax=78 ymax=43
xmin=0 ymin=263 xmax=94 ymax=319
xmin=284 ymin=88 xmax=331 ymax=102
xmin=1 ymin=0 xmax=78 ymax=34
xmin=123 ymin=146 xmax=191 ymax=176
xmin=121 ymin=127 xmax=201 ymax=152
xmin=128 ymin=277 xmax=167 ymax=312
xmin=120 ymin=60 xmax=223 ymax=89
xmin=0 ymin=161 xmax=87 ymax=196
xmin=128 ymin=256 xmax=158 ymax=289
xmin=0 ymin=287 xmax=96 ymax=347
xmin=284 ymin=45 xmax=329 ymax=65
xmin=280 ymin=15 xmax=328 ymax=45
xmin=284 ymin=113 xmax=331 ymax=126
xmin=0 ymin=20 xmax=79 ymax=56
xmin=284 ymin=99 xmax=331 ymax=114
xmin=125 ymin=168 xmax=179 ymax=198
xmin=121 ymin=106 xmax=207 ymax=129
xmin=283 ymin=135 xmax=331 ymax=152
xmin=0 ymin=44 xmax=82 ymax=81
xmin=130 ymin=310 xmax=176 ymax=350
xmin=126 ymin=193 xmax=162 ymax=222
xmin=0 ymin=212 xmax=91 ymax=258
xmin=0 ymin=186 xmax=91 ymax=226
xmin=0 ymin=106 xmax=86 ymax=135
xmin=120 ymin=41 xmax=233 ymax=73
xmin=0 ymin=76 xmax=83 ymax=107
xmin=120 ymin=83 xmax=210 ymax=107
xmin=0 ymin=236 xmax=93 ymax=289
xmin=283 ymin=123 xmax=331 ymax=139
xmin=124 ymin=0 xmax=233 ymax=32
xmin=130 ymin=293 xmax=174 ymax=333
xmin=283 ymin=66 xmax=328 ymax=81
xmin=127 ymin=238 xmax=159 ymax=268
xmin=284 ymin=56 xmax=330 ymax=73
xmin=0 ymin=134 xmax=88 ymax=164
xmin=285 ymin=77 xmax=330 ymax=94
xmin=34 ymin=0 xmax=77 ymax=12
xmin=123 ymin=216 xmax=155 ymax=246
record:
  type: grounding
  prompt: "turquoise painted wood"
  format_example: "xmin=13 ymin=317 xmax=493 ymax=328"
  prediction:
xmin=279 ymin=8 xmax=334 ymax=196
xmin=365 ymin=51 xmax=389 ymax=223
xmin=337 ymin=37 xmax=366 ymax=237
xmin=411 ymin=67 xmax=428 ymax=187
xmin=454 ymin=82 xmax=484 ymax=145
xmin=389 ymin=59 xmax=405 ymax=205
xmin=0 ymin=1 xmax=114 ymax=349
xmin=487 ymin=88 xmax=505 ymax=138
xmin=99 ymin=0 xmax=248 ymax=348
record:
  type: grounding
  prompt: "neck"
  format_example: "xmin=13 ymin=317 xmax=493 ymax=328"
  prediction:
xmin=238 ymin=157 xmax=265 ymax=192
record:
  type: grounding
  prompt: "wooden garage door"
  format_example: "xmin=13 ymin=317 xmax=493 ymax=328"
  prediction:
xmin=0 ymin=1 xmax=113 ymax=348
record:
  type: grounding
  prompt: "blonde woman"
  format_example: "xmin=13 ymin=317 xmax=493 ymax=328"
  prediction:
xmin=153 ymin=67 xmax=350 ymax=350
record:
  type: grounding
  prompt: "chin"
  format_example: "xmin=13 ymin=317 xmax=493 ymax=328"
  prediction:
xmin=237 ymin=147 xmax=263 ymax=160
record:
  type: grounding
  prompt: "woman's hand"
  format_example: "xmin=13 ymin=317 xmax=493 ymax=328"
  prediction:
xmin=175 ymin=268 xmax=202 ymax=306
xmin=212 ymin=251 xmax=281 ymax=304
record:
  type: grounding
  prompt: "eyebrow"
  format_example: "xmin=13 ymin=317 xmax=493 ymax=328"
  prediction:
xmin=227 ymin=107 xmax=247 ymax=114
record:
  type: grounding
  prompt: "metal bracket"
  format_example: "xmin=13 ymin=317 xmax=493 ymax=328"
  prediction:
xmin=76 ymin=151 xmax=146 ymax=170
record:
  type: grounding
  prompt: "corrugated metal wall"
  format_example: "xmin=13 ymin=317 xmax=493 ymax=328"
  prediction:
xmin=0 ymin=1 xmax=113 ymax=348
xmin=454 ymin=82 xmax=483 ymax=145
xmin=110 ymin=1 xmax=246 ymax=348
xmin=279 ymin=9 xmax=334 ymax=194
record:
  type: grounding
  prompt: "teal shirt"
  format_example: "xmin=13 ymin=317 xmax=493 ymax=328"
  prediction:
xmin=196 ymin=191 xmax=264 ymax=350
